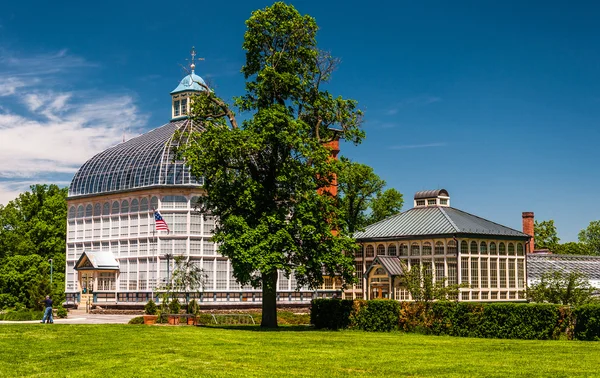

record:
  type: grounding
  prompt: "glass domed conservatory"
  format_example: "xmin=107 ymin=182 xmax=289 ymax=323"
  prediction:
xmin=64 ymin=57 xmax=320 ymax=307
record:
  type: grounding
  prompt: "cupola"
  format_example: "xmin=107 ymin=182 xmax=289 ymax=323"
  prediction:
xmin=414 ymin=189 xmax=450 ymax=208
xmin=170 ymin=47 xmax=207 ymax=120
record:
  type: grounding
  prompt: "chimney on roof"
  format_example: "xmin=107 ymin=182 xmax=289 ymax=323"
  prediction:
xmin=522 ymin=212 xmax=534 ymax=253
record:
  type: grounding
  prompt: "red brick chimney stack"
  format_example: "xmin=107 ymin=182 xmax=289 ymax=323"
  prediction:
xmin=522 ymin=212 xmax=534 ymax=253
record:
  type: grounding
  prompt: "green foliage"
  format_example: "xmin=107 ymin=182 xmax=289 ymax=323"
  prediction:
xmin=0 ymin=185 xmax=67 ymax=310
xmin=368 ymin=188 xmax=404 ymax=224
xmin=56 ymin=307 xmax=68 ymax=319
xmin=144 ymin=299 xmax=157 ymax=315
xmin=554 ymin=241 xmax=592 ymax=255
xmin=527 ymin=270 xmax=594 ymax=306
xmin=578 ymin=220 xmax=600 ymax=255
xmin=573 ymin=304 xmax=600 ymax=341
xmin=186 ymin=299 xmax=199 ymax=315
xmin=183 ymin=2 xmax=363 ymax=327
xmin=0 ymin=309 xmax=44 ymax=321
xmin=171 ymin=256 xmax=206 ymax=305
xmin=534 ymin=219 xmax=560 ymax=251
xmin=310 ymin=299 xmax=354 ymax=330
xmin=168 ymin=299 xmax=181 ymax=314
xmin=128 ymin=316 xmax=144 ymax=325
xmin=399 ymin=261 xmax=462 ymax=304
xmin=353 ymin=300 xmax=400 ymax=332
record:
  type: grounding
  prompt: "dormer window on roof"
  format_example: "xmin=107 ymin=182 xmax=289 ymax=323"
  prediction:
xmin=413 ymin=189 xmax=450 ymax=208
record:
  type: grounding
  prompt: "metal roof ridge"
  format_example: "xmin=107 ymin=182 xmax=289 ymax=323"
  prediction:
xmin=438 ymin=206 xmax=460 ymax=233
xmin=445 ymin=206 xmax=529 ymax=236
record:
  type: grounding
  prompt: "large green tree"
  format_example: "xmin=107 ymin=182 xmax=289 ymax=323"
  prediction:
xmin=578 ymin=220 xmax=600 ymax=256
xmin=337 ymin=158 xmax=403 ymax=234
xmin=182 ymin=3 xmax=363 ymax=327
xmin=534 ymin=220 xmax=560 ymax=251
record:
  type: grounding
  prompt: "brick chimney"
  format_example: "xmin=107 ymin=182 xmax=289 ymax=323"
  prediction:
xmin=522 ymin=212 xmax=534 ymax=253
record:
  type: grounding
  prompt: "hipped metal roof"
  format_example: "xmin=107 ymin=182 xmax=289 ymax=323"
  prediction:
xmin=354 ymin=206 xmax=530 ymax=240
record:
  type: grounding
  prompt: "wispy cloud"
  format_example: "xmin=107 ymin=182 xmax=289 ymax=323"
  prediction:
xmin=386 ymin=96 xmax=441 ymax=115
xmin=0 ymin=49 xmax=147 ymax=204
xmin=389 ymin=142 xmax=447 ymax=150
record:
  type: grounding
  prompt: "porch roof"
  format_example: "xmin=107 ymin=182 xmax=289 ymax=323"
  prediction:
xmin=365 ymin=256 xmax=405 ymax=277
xmin=74 ymin=251 xmax=119 ymax=271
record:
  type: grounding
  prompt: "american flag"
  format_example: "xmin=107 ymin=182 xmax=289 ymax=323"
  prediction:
xmin=154 ymin=210 xmax=170 ymax=233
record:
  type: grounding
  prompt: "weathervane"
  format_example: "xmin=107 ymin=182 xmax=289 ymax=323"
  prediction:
xmin=189 ymin=46 xmax=204 ymax=73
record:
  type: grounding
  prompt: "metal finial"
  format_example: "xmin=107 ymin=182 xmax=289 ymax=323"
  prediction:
xmin=190 ymin=46 xmax=196 ymax=72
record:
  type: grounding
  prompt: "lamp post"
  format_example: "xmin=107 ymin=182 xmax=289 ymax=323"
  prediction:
xmin=48 ymin=258 xmax=53 ymax=285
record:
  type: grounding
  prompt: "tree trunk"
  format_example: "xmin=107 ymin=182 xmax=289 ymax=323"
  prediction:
xmin=261 ymin=271 xmax=278 ymax=327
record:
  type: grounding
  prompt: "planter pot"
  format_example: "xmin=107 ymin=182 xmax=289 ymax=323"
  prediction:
xmin=168 ymin=315 xmax=180 ymax=325
xmin=187 ymin=316 xmax=197 ymax=325
xmin=143 ymin=315 xmax=158 ymax=325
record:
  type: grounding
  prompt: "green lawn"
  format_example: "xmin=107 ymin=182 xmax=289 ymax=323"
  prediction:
xmin=0 ymin=325 xmax=598 ymax=377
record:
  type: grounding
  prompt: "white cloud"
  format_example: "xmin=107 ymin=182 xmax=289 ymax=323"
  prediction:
xmin=0 ymin=49 xmax=147 ymax=204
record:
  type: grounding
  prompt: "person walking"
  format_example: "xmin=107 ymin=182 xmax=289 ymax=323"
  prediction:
xmin=40 ymin=295 xmax=54 ymax=324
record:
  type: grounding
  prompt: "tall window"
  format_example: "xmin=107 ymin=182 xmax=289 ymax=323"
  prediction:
xmin=181 ymin=98 xmax=187 ymax=114
xmin=140 ymin=198 xmax=149 ymax=212
xmin=499 ymin=242 xmax=506 ymax=255
xmin=112 ymin=201 xmax=120 ymax=214
xmin=448 ymin=258 xmax=457 ymax=286
xmin=68 ymin=206 xmax=76 ymax=219
xmin=77 ymin=205 xmax=84 ymax=218
xmin=490 ymin=242 xmax=497 ymax=255
xmin=376 ymin=244 xmax=385 ymax=256
xmin=94 ymin=203 xmax=101 ymax=217
xmin=399 ymin=243 xmax=408 ymax=257
xmin=355 ymin=245 xmax=364 ymax=258
xmin=355 ymin=262 xmax=363 ymax=289
xmin=471 ymin=258 xmax=479 ymax=288
xmin=461 ymin=257 xmax=469 ymax=285
xmin=174 ymin=100 xmax=180 ymax=116
xmin=508 ymin=260 xmax=516 ymax=288
xmin=460 ymin=241 xmax=468 ymax=255
xmin=508 ymin=243 xmax=515 ymax=256
xmin=422 ymin=242 xmax=432 ymax=255
xmin=480 ymin=258 xmax=488 ymax=288
xmin=85 ymin=204 xmax=93 ymax=217
xmin=121 ymin=200 xmax=129 ymax=214
xmin=499 ymin=260 xmax=507 ymax=288
xmin=480 ymin=242 xmax=487 ymax=255
xmin=435 ymin=259 xmax=445 ymax=284
xmin=447 ymin=240 xmax=457 ymax=255
xmin=517 ymin=243 xmax=524 ymax=256
xmin=470 ymin=241 xmax=478 ymax=255
xmin=435 ymin=242 xmax=445 ymax=255
xmin=366 ymin=245 xmax=374 ymax=258
xmin=130 ymin=199 xmax=139 ymax=213
xmin=216 ymin=260 xmax=228 ymax=290
xmin=411 ymin=243 xmax=420 ymax=256
xmin=490 ymin=259 xmax=498 ymax=288
xmin=388 ymin=245 xmax=397 ymax=256
xmin=517 ymin=260 xmax=525 ymax=288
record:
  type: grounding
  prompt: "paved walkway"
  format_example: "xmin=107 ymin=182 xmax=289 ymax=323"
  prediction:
xmin=0 ymin=309 xmax=138 ymax=325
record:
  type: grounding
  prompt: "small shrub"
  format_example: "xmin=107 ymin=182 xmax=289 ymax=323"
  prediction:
xmin=354 ymin=300 xmax=400 ymax=332
xmin=128 ymin=316 xmax=144 ymax=325
xmin=310 ymin=299 xmax=354 ymax=330
xmin=187 ymin=299 xmax=199 ymax=315
xmin=56 ymin=307 xmax=68 ymax=319
xmin=144 ymin=300 xmax=157 ymax=315
xmin=0 ymin=310 xmax=44 ymax=321
xmin=168 ymin=299 xmax=181 ymax=314
xmin=573 ymin=304 xmax=600 ymax=341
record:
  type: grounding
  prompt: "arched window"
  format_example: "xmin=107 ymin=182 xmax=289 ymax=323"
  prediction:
xmin=399 ymin=243 xmax=408 ymax=256
xmin=85 ymin=204 xmax=93 ymax=217
xmin=356 ymin=245 xmax=364 ymax=258
xmin=150 ymin=196 xmax=159 ymax=210
xmin=68 ymin=206 xmax=76 ymax=219
xmin=435 ymin=241 xmax=445 ymax=255
xmin=93 ymin=203 xmax=101 ymax=217
xmin=508 ymin=243 xmax=515 ymax=256
xmin=422 ymin=242 xmax=432 ymax=255
xmin=121 ymin=200 xmax=129 ymax=213
xmin=366 ymin=245 xmax=374 ymax=258
xmin=489 ymin=242 xmax=497 ymax=255
xmin=499 ymin=242 xmax=506 ymax=255
xmin=447 ymin=240 xmax=457 ymax=255
xmin=140 ymin=198 xmax=149 ymax=212
xmin=388 ymin=245 xmax=397 ymax=256
xmin=377 ymin=244 xmax=385 ymax=255
xmin=411 ymin=243 xmax=420 ymax=256
xmin=77 ymin=205 xmax=84 ymax=218
xmin=130 ymin=199 xmax=139 ymax=213
xmin=480 ymin=241 xmax=487 ymax=255
xmin=517 ymin=243 xmax=524 ymax=256
xmin=470 ymin=241 xmax=478 ymax=254
xmin=460 ymin=241 xmax=468 ymax=254
xmin=112 ymin=201 xmax=120 ymax=214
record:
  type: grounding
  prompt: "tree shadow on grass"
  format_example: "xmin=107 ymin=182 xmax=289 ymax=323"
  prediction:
xmin=197 ymin=325 xmax=316 ymax=332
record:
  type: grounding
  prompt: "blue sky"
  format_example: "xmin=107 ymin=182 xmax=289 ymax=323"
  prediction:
xmin=0 ymin=1 xmax=598 ymax=242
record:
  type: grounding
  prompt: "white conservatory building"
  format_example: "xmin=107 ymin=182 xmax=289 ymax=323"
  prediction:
xmin=63 ymin=59 xmax=321 ymax=307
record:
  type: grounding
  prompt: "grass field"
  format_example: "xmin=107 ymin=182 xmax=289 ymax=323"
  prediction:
xmin=0 ymin=325 xmax=598 ymax=377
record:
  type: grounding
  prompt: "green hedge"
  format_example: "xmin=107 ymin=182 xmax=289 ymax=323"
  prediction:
xmin=311 ymin=299 xmax=400 ymax=332
xmin=573 ymin=304 xmax=600 ymax=341
xmin=310 ymin=299 xmax=354 ymax=330
xmin=0 ymin=310 xmax=44 ymax=321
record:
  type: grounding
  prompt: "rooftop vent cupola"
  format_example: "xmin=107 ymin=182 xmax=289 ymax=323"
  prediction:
xmin=414 ymin=189 xmax=450 ymax=208
xmin=170 ymin=46 xmax=207 ymax=121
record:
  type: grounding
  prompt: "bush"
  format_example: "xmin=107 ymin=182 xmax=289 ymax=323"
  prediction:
xmin=187 ymin=299 xmax=199 ymax=315
xmin=0 ymin=310 xmax=44 ymax=321
xmin=573 ymin=304 xmax=600 ymax=341
xmin=56 ymin=307 xmax=68 ymax=319
xmin=168 ymin=299 xmax=181 ymax=314
xmin=311 ymin=299 xmax=354 ymax=330
xmin=128 ymin=316 xmax=144 ymax=325
xmin=354 ymin=300 xmax=400 ymax=332
xmin=144 ymin=299 xmax=157 ymax=315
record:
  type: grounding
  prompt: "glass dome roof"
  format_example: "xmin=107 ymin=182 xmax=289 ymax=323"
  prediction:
xmin=69 ymin=119 xmax=203 ymax=198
